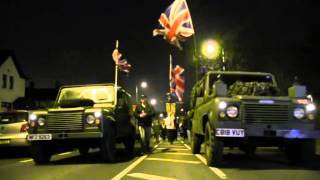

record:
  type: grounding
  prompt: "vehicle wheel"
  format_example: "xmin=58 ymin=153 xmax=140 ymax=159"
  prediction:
xmin=79 ymin=147 xmax=89 ymax=156
xmin=191 ymin=132 xmax=203 ymax=154
xmin=285 ymin=139 xmax=315 ymax=164
xmin=101 ymin=123 xmax=116 ymax=162
xmin=30 ymin=142 xmax=51 ymax=164
xmin=204 ymin=122 xmax=223 ymax=166
xmin=123 ymin=132 xmax=135 ymax=157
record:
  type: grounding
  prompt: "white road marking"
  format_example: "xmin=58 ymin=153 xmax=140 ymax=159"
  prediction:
xmin=156 ymin=147 xmax=189 ymax=151
xmin=195 ymin=154 xmax=207 ymax=165
xmin=111 ymin=155 xmax=148 ymax=180
xmin=111 ymin=143 xmax=159 ymax=180
xmin=153 ymin=144 xmax=160 ymax=149
xmin=195 ymin=154 xmax=228 ymax=179
xmin=161 ymin=152 xmax=193 ymax=156
xmin=159 ymin=145 xmax=185 ymax=148
xmin=184 ymin=144 xmax=191 ymax=150
xmin=127 ymin=173 xmax=178 ymax=180
xmin=57 ymin=151 xmax=73 ymax=156
xmin=146 ymin=157 xmax=201 ymax=164
xmin=19 ymin=159 xmax=33 ymax=163
xmin=168 ymin=148 xmax=189 ymax=151
xmin=210 ymin=167 xmax=227 ymax=179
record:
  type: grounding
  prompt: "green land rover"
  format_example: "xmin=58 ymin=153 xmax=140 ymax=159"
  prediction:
xmin=189 ymin=71 xmax=318 ymax=166
xmin=27 ymin=83 xmax=135 ymax=164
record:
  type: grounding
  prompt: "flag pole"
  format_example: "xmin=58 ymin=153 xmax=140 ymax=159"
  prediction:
xmin=114 ymin=40 xmax=119 ymax=105
xmin=168 ymin=54 xmax=173 ymax=112
xmin=169 ymin=54 xmax=172 ymax=93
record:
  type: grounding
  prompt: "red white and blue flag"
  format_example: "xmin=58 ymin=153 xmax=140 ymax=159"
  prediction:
xmin=118 ymin=59 xmax=131 ymax=73
xmin=170 ymin=65 xmax=185 ymax=102
xmin=112 ymin=47 xmax=131 ymax=73
xmin=153 ymin=0 xmax=195 ymax=50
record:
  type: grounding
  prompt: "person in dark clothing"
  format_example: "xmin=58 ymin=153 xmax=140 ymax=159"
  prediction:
xmin=134 ymin=94 xmax=155 ymax=154
xmin=160 ymin=117 xmax=167 ymax=141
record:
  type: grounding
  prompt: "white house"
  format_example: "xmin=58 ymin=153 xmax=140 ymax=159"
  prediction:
xmin=0 ymin=50 xmax=26 ymax=111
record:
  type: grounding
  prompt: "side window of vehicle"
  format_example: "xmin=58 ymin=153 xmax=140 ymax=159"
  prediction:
xmin=197 ymin=81 xmax=204 ymax=97
xmin=118 ymin=90 xmax=130 ymax=108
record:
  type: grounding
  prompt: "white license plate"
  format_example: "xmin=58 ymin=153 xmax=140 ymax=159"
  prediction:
xmin=216 ymin=128 xmax=245 ymax=137
xmin=28 ymin=134 xmax=52 ymax=141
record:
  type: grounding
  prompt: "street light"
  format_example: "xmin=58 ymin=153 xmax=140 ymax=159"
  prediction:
xmin=136 ymin=81 xmax=148 ymax=103
xmin=201 ymin=39 xmax=221 ymax=60
xmin=141 ymin=81 xmax=148 ymax=89
xmin=150 ymin=98 xmax=157 ymax=106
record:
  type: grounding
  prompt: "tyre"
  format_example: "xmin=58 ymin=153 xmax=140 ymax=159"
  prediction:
xmin=101 ymin=123 xmax=116 ymax=162
xmin=191 ymin=131 xmax=203 ymax=154
xmin=285 ymin=139 xmax=315 ymax=164
xmin=123 ymin=131 xmax=135 ymax=157
xmin=30 ymin=142 xmax=51 ymax=164
xmin=204 ymin=122 xmax=224 ymax=166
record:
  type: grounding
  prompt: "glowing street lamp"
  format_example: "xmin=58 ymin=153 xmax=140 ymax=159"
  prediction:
xmin=136 ymin=81 xmax=148 ymax=103
xmin=141 ymin=81 xmax=148 ymax=89
xmin=201 ymin=39 xmax=221 ymax=60
xmin=150 ymin=98 xmax=157 ymax=106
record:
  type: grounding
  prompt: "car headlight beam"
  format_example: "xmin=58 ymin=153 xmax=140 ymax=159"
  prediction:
xmin=306 ymin=103 xmax=316 ymax=112
xmin=94 ymin=111 xmax=102 ymax=118
xmin=219 ymin=101 xmax=227 ymax=110
xmin=226 ymin=106 xmax=239 ymax=118
xmin=38 ymin=117 xmax=46 ymax=126
xmin=29 ymin=114 xmax=37 ymax=121
xmin=293 ymin=108 xmax=305 ymax=119
xmin=86 ymin=115 xmax=96 ymax=124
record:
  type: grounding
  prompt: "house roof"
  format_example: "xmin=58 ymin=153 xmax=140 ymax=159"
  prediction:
xmin=25 ymin=88 xmax=59 ymax=100
xmin=0 ymin=50 xmax=27 ymax=79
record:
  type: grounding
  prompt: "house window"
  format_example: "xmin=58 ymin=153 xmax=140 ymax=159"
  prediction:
xmin=2 ymin=74 xmax=7 ymax=88
xmin=9 ymin=76 xmax=14 ymax=89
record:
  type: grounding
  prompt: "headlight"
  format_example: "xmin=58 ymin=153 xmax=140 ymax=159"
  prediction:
xmin=293 ymin=108 xmax=305 ymax=119
xmin=94 ymin=111 xmax=102 ymax=118
xmin=219 ymin=101 xmax=227 ymax=110
xmin=86 ymin=115 xmax=95 ymax=124
xmin=29 ymin=114 xmax=37 ymax=121
xmin=226 ymin=106 xmax=238 ymax=118
xmin=38 ymin=117 xmax=46 ymax=126
xmin=306 ymin=103 xmax=316 ymax=112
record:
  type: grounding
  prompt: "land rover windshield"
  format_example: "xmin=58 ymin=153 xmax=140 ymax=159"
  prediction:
xmin=57 ymin=85 xmax=115 ymax=105
xmin=209 ymin=73 xmax=279 ymax=96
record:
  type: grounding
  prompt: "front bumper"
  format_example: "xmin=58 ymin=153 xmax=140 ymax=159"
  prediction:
xmin=0 ymin=133 xmax=29 ymax=147
xmin=244 ymin=123 xmax=319 ymax=139
xmin=215 ymin=121 xmax=319 ymax=139
xmin=28 ymin=132 xmax=103 ymax=141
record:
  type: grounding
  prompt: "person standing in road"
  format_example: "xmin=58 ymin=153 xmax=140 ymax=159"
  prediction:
xmin=152 ymin=114 xmax=161 ymax=143
xmin=165 ymin=111 xmax=177 ymax=144
xmin=134 ymin=94 xmax=155 ymax=154
xmin=160 ymin=113 xmax=167 ymax=142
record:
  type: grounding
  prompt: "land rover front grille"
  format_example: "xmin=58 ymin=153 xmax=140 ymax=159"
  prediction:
xmin=243 ymin=103 xmax=289 ymax=123
xmin=47 ymin=111 xmax=84 ymax=131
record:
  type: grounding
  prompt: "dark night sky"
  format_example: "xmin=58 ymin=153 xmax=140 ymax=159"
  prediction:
xmin=1 ymin=0 xmax=319 ymax=106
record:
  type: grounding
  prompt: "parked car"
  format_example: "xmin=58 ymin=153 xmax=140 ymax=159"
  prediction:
xmin=0 ymin=110 xmax=29 ymax=147
xmin=190 ymin=71 xmax=318 ymax=166
xmin=27 ymin=83 xmax=136 ymax=164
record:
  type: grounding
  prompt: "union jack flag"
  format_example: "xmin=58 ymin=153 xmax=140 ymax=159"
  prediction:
xmin=170 ymin=65 xmax=185 ymax=102
xmin=112 ymin=46 xmax=131 ymax=73
xmin=118 ymin=59 xmax=131 ymax=73
xmin=112 ymin=48 xmax=122 ymax=64
xmin=153 ymin=0 xmax=195 ymax=50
